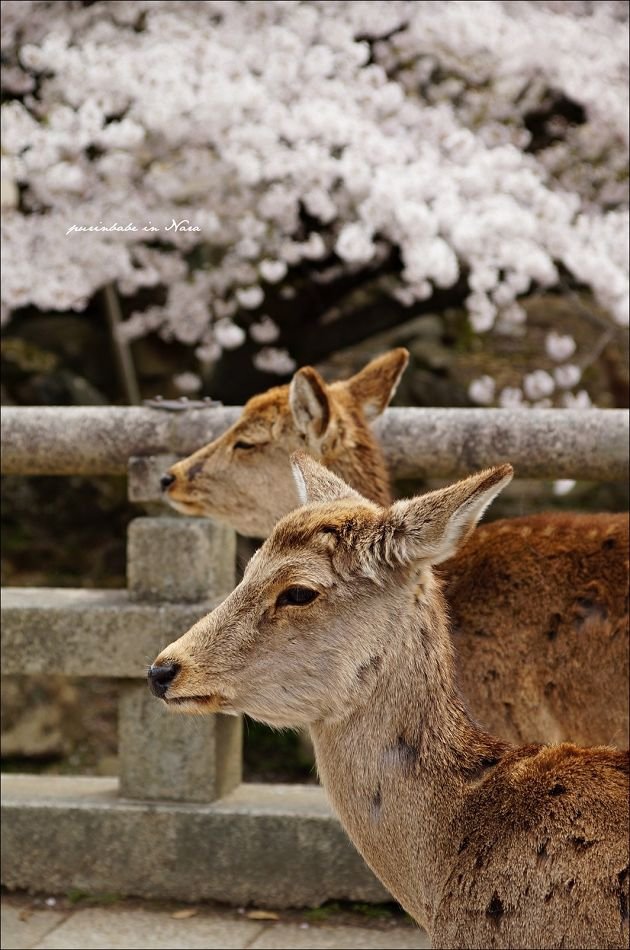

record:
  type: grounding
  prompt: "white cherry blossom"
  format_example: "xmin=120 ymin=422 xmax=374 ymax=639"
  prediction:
xmin=523 ymin=370 xmax=556 ymax=400
xmin=468 ymin=375 xmax=495 ymax=405
xmin=0 ymin=0 xmax=627 ymax=401
xmin=554 ymin=364 xmax=582 ymax=389
xmin=546 ymin=332 xmax=577 ymax=362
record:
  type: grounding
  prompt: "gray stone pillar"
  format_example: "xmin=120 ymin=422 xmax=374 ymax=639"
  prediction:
xmin=119 ymin=458 xmax=241 ymax=802
xmin=127 ymin=516 xmax=236 ymax=603
xmin=118 ymin=685 xmax=242 ymax=802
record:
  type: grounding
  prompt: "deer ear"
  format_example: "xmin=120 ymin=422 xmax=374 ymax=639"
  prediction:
xmin=387 ymin=465 xmax=513 ymax=566
xmin=289 ymin=367 xmax=330 ymax=439
xmin=290 ymin=452 xmax=363 ymax=506
xmin=344 ymin=348 xmax=409 ymax=421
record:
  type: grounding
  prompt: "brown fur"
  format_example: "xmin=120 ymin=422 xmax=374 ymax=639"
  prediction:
xmin=444 ymin=511 xmax=629 ymax=747
xmin=163 ymin=350 xmax=629 ymax=748
xmin=151 ymin=460 xmax=629 ymax=949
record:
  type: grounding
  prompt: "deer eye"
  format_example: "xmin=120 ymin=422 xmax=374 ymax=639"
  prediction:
xmin=234 ymin=440 xmax=255 ymax=451
xmin=276 ymin=586 xmax=320 ymax=608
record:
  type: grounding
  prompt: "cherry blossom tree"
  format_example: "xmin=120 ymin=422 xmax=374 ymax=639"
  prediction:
xmin=1 ymin=0 xmax=628 ymax=405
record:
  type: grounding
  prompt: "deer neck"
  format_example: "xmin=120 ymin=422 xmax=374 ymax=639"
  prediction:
xmin=309 ymin=573 xmax=508 ymax=928
xmin=322 ymin=430 xmax=392 ymax=506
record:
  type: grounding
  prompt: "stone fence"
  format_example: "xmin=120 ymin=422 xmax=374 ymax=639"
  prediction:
xmin=1 ymin=406 xmax=628 ymax=907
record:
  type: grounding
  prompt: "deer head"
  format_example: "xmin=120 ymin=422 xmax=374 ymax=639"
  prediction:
xmin=149 ymin=455 xmax=513 ymax=728
xmin=160 ymin=349 xmax=409 ymax=537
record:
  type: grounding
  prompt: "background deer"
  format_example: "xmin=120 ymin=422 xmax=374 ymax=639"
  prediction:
xmin=150 ymin=457 xmax=629 ymax=950
xmin=161 ymin=350 xmax=629 ymax=748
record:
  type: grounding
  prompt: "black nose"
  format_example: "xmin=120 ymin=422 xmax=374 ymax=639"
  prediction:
xmin=148 ymin=662 xmax=180 ymax=698
xmin=160 ymin=473 xmax=175 ymax=491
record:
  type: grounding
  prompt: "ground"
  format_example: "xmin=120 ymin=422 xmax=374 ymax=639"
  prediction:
xmin=1 ymin=892 xmax=430 ymax=950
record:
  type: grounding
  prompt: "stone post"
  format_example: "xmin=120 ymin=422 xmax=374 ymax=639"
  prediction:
xmin=118 ymin=458 xmax=242 ymax=802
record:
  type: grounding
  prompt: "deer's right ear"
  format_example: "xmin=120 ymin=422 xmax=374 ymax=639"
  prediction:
xmin=344 ymin=348 xmax=409 ymax=421
xmin=289 ymin=366 xmax=331 ymax=440
xmin=290 ymin=452 xmax=363 ymax=505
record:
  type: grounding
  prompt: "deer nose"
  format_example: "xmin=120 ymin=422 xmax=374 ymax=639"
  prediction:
xmin=160 ymin=473 xmax=175 ymax=491
xmin=148 ymin=662 xmax=180 ymax=698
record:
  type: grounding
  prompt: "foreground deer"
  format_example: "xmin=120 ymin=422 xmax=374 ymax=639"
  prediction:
xmin=150 ymin=457 xmax=629 ymax=949
xmin=161 ymin=350 xmax=629 ymax=747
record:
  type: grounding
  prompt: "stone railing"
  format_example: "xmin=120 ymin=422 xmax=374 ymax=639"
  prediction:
xmin=1 ymin=406 xmax=628 ymax=907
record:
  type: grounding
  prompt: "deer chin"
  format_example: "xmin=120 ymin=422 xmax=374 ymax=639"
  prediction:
xmin=163 ymin=693 xmax=228 ymax=714
xmin=164 ymin=495 xmax=209 ymax=516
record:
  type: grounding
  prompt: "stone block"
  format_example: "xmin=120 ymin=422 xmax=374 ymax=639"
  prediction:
xmin=118 ymin=682 xmax=242 ymax=803
xmin=3 ymin=405 xmax=628 ymax=480
xmin=127 ymin=517 xmax=236 ymax=603
xmin=1 ymin=588 xmax=217 ymax=678
xmin=128 ymin=455 xmax=179 ymax=505
xmin=1 ymin=776 xmax=389 ymax=907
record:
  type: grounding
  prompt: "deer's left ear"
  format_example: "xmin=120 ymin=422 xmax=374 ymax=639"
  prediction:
xmin=386 ymin=465 xmax=513 ymax=566
xmin=344 ymin=348 xmax=409 ymax=421
xmin=290 ymin=451 xmax=363 ymax=506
